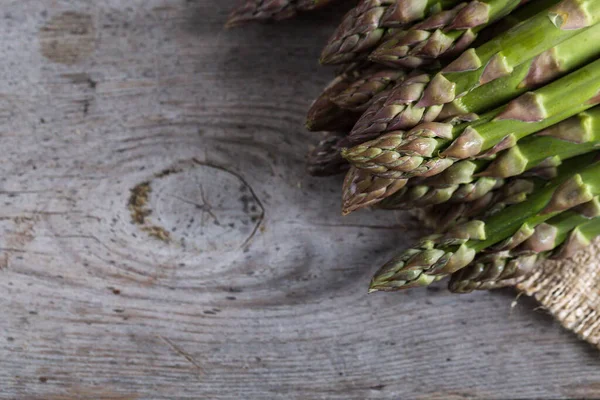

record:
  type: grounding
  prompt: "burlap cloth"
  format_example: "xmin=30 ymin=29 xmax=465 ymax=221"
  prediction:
xmin=414 ymin=210 xmax=600 ymax=347
xmin=513 ymin=237 xmax=600 ymax=347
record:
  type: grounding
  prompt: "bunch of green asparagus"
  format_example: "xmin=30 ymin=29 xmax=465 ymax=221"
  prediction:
xmin=230 ymin=0 xmax=600 ymax=294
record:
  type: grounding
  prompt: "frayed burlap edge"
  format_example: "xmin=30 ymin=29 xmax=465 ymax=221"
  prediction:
xmin=414 ymin=208 xmax=600 ymax=348
xmin=516 ymin=237 xmax=600 ymax=348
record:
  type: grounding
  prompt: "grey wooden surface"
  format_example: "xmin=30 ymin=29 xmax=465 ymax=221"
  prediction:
xmin=1 ymin=1 xmax=599 ymax=399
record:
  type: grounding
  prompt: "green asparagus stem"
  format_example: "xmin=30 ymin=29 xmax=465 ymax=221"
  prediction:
xmin=416 ymin=178 xmax=539 ymax=231
xmin=481 ymin=107 xmax=600 ymax=177
xmin=320 ymin=0 xmax=461 ymax=64
xmin=226 ymin=0 xmax=339 ymax=27
xmin=379 ymin=173 xmax=503 ymax=209
xmin=417 ymin=0 xmax=600 ymax=107
xmin=551 ymin=208 xmax=600 ymax=259
xmin=349 ymin=20 xmax=600 ymax=142
xmin=448 ymin=251 xmax=536 ymax=292
xmin=417 ymin=152 xmax=599 ymax=231
xmin=449 ymin=198 xmax=600 ymax=293
xmin=345 ymin=59 xmax=600 ymax=179
xmin=370 ymin=0 xmax=535 ymax=69
xmin=369 ymin=157 xmax=600 ymax=291
xmin=377 ymin=106 xmax=600 ymax=208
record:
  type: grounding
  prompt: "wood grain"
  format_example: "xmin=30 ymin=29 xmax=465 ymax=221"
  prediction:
xmin=1 ymin=1 xmax=599 ymax=399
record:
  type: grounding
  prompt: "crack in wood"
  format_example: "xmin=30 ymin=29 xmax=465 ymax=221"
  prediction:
xmin=158 ymin=336 xmax=204 ymax=376
xmin=190 ymin=158 xmax=265 ymax=249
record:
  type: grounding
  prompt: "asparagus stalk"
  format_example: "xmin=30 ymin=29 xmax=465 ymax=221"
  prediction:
xmin=342 ymin=167 xmax=407 ymax=214
xmin=349 ymin=20 xmax=600 ymax=142
xmin=481 ymin=107 xmax=600 ymax=177
xmin=417 ymin=152 xmax=599 ymax=232
xmin=379 ymin=173 xmax=503 ymax=209
xmin=417 ymin=0 xmax=600 ymax=106
xmin=448 ymin=252 xmax=537 ymax=292
xmin=417 ymin=178 xmax=538 ymax=231
xmin=331 ymin=68 xmax=408 ymax=112
xmin=377 ymin=107 xmax=600 ymax=208
xmin=369 ymin=156 xmax=600 ymax=291
xmin=307 ymin=133 xmax=351 ymax=176
xmin=343 ymin=86 xmax=600 ymax=211
xmin=226 ymin=0 xmax=339 ymax=27
xmin=320 ymin=0 xmax=462 ymax=64
xmin=370 ymin=0 xmax=536 ymax=69
xmin=466 ymin=0 xmax=536 ymax=47
xmin=345 ymin=59 xmax=600 ymax=179
xmin=549 ymin=208 xmax=600 ymax=260
xmin=449 ymin=199 xmax=600 ymax=293
xmin=307 ymin=67 xmax=407 ymax=176
xmin=306 ymin=65 xmax=366 ymax=132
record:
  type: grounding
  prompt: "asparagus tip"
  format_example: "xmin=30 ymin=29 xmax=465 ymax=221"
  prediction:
xmin=224 ymin=12 xmax=251 ymax=29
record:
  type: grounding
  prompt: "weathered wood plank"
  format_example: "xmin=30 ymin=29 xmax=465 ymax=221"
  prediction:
xmin=0 ymin=1 xmax=599 ymax=399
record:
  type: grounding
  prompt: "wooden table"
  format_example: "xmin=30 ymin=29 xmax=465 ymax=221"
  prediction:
xmin=1 ymin=1 xmax=599 ymax=399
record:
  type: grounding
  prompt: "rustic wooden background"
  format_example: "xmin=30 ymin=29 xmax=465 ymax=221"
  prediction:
xmin=1 ymin=1 xmax=600 ymax=399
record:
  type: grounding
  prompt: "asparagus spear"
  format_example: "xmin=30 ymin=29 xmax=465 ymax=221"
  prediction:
xmin=448 ymin=252 xmax=537 ymax=292
xmin=377 ymin=107 xmax=600 ymax=208
xmin=307 ymin=67 xmax=406 ymax=176
xmin=369 ymin=156 xmax=600 ymax=291
xmin=379 ymin=173 xmax=503 ymax=209
xmin=350 ymin=20 xmax=600 ymax=142
xmin=449 ymin=199 xmax=600 ymax=293
xmin=417 ymin=178 xmax=538 ymax=231
xmin=307 ymin=133 xmax=351 ymax=176
xmin=370 ymin=0 xmax=536 ymax=69
xmin=417 ymin=0 xmax=600 ymax=105
xmin=345 ymin=59 xmax=600 ymax=179
xmin=344 ymin=96 xmax=600 ymax=211
xmin=320 ymin=0 xmax=462 ymax=64
xmin=417 ymin=152 xmax=599 ymax=232
xmin=306 ymin=65 xmax=366 ymax=132
xmin=342 ymin=167 xmax=407 ymax=214
xmin=481 ymin=107 xmax=600 ymax=177
xmin=226 ymin=0 xmax=339 ymax=27
xmin=331 ymin=68 xmax=408 ymax=112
